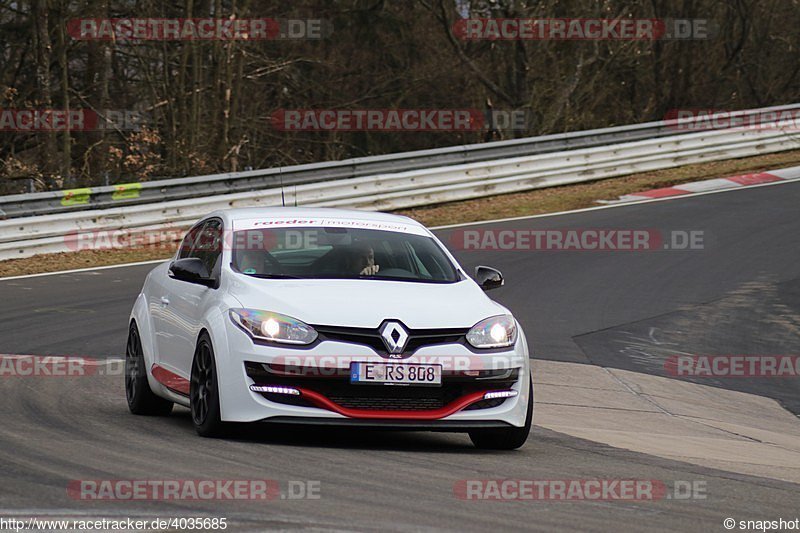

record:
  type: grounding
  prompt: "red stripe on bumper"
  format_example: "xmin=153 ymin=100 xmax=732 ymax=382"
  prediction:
xmin=151 ymin=364 xmax=190 ymax=396
xmin=296 ymin=388 xmax=490 ymax=420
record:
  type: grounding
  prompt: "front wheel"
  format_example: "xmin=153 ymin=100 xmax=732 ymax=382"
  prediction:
xmin=125 ymin=323 xmax=173 ymax=416
xmin=190 ymin=333 xmax=226 ymax=437
xmin=468 ymin=378 xmax=532 ymax=450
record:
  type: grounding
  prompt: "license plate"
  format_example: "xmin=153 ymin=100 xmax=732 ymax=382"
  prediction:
xmin=350 ymin=362 xmax=442 ymax=386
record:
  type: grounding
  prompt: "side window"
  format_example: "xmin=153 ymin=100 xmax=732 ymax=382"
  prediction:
xmin=178 ymin=224 xmax=203 ymax=259
xmin=191 ymin=219 xmax=223 ymax=278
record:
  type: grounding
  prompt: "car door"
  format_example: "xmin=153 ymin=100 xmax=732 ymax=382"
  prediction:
xmin=156 ymin=219 xmax=223 ymax=377
xmin=150 ymin=222 xmax=202 ymax=371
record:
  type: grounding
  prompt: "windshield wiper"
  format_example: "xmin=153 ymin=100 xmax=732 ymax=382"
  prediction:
xmin=245 ymin=273 xmax=300 ymax=279
xmin=357 ymin=275 xmax=456 ymax=284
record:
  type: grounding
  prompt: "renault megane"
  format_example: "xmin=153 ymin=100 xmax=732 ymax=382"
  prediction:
xmin=125 ymin=208 xmax=532 ymax=449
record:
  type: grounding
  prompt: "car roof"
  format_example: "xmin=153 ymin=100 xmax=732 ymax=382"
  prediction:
xmin=206 ymin=207 xmax=424 ymax=228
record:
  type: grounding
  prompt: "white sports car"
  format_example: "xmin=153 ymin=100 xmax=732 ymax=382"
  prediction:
xmin=126 ymin=208 xmax=532 ymax=449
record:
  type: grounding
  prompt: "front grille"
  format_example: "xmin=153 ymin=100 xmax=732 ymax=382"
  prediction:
xmin=246 ymin=362 xmax=517 ymax=412
xmin=328 ymin=396 xmax=445 ymax=411
xmin=312 ymin=323 xmax=468 ymax=357
xmin=324 ymin=380 xmax=464 ymax=410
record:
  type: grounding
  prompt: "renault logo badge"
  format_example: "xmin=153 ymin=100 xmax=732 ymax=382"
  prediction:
xmin=379 ymin=321 xmax=409 ymax=357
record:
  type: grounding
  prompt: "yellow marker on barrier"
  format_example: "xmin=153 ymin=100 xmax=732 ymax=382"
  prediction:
xmin=112 ymin=182 xmax=142 ymax=201
xmin=61 ymin=188 xmax=92 ymax=206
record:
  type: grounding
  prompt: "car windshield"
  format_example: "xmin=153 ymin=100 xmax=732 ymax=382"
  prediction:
xmin=231 ymin=226 xmax=460 ymax=283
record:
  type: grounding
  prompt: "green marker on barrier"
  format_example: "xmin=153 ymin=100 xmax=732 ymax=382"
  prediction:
xmin=61 ymin=188 xmax=92 ymax=206
xmin=112 ymin=182 xmax=142 ymax=200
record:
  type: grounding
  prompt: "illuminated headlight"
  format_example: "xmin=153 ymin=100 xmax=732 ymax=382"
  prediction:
xmin=230 ymin=309 xmax=317 ymax=345
xmin=466 ymin=315 xmax=517 ymax=349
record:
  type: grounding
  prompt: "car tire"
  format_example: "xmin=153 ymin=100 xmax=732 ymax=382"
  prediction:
xmin=190 ymin=333 xmax=226 ymax=437
xmin=125 ymin=322 xmax=174 ymax=416
xmin=468 ymin=378 xmax=532 ymax=450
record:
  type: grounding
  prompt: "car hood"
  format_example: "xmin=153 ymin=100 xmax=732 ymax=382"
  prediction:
xmin=227 ymin=275 xmax=510 ymax=329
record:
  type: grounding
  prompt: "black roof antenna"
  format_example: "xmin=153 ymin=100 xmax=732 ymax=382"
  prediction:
xmin=279 ymin=174 xmax=286 ymax=207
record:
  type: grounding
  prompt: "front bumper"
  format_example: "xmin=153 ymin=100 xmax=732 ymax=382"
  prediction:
xmin=217 ymin=319 xmax=531 ymax=427
xmin=259 ymin=417 xmax=514 ymax=431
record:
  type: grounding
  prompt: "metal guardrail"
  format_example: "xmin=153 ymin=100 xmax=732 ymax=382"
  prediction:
xmin=1 ymin=103 xmax=799 ymax=219
xmin=1 ymin=122 xmax=798 ymax=260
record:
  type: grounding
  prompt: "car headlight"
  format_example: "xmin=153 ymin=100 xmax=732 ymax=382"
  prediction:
xmin=466 ymin=315 xmax=517 ymax=349
xmin=229 ymin=308 xmax=318 ymax=345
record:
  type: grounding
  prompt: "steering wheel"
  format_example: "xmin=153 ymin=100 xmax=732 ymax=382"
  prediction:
xmin=376 ymin=267 xmax=414 ymax=278
xmin=262 ymin=251 xmax=285 ymax=275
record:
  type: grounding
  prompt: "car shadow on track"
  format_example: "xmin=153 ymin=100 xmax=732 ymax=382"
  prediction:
xmin=163 ymin=406 xmax=524 ymax=454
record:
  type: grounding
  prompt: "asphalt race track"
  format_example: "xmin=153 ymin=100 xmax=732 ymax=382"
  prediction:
xmin=440 ymin=180 xmax=800 ymax=415
xmin=1 ymin=182 xmax=799 ymax=531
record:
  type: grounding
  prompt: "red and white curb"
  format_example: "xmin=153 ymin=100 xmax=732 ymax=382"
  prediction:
xmin=599 ymin=165 xmax=800 ymax=204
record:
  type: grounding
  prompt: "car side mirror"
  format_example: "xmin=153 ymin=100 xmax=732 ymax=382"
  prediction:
xmin=169 ymin=258 xmax=216 ymax=288
xmin=474 ymin=265 xmax=504 ymax=291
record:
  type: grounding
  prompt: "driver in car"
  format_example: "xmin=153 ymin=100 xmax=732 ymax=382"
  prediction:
xmin=348 ymin=244 xmax=379 ymax=276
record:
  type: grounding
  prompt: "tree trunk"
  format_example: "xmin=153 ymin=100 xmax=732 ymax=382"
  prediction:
xmin=32 ymin=0 xmax=56 ymax=186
